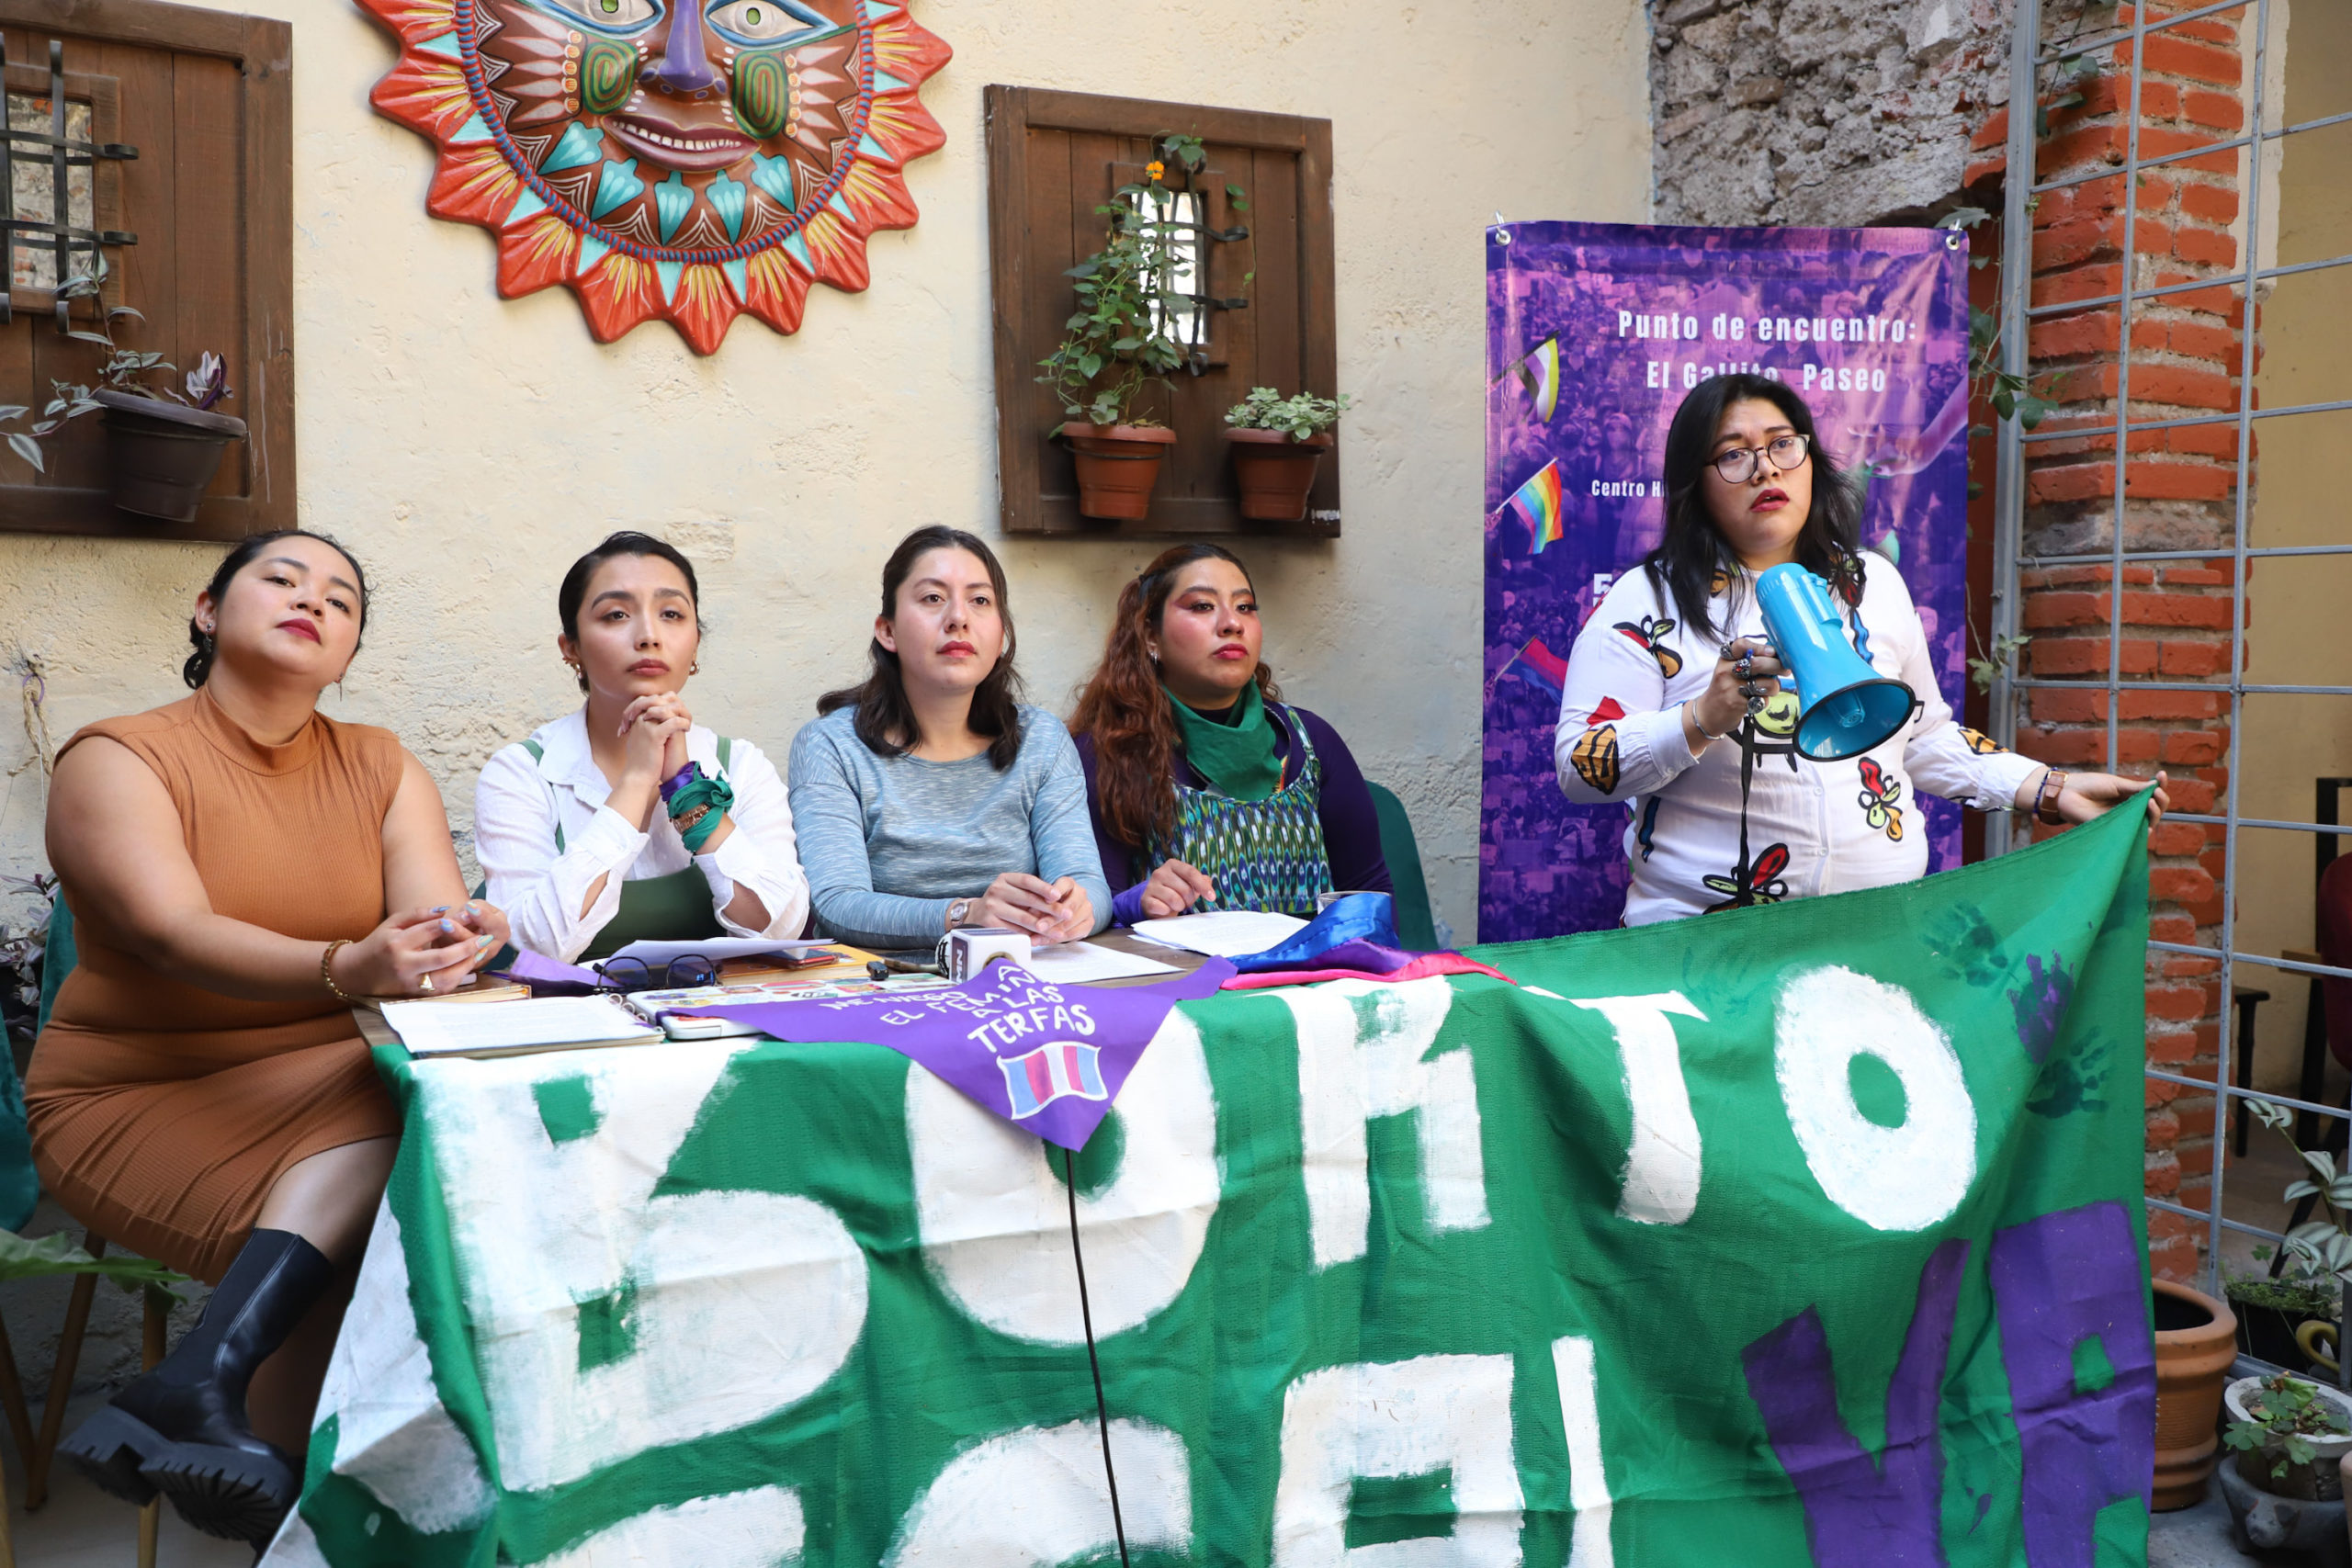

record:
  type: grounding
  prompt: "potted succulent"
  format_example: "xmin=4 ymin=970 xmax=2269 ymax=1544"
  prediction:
xmin=1221 ymin=387 xmax=1350 ymax=523
xmin=1036 ymin=134 xmax=1231 ymax=521
xmin=0 ymin=268 xmax=243 ymax=524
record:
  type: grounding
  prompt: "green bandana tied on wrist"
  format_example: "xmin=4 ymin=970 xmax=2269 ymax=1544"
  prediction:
xmin=666 ymin=774 xmax=735 ymax=854
xmin=1164 ymin=680 xmax=1283 ymax=801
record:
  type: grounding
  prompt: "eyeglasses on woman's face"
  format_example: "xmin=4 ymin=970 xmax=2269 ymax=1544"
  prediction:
xmin=1710 ymin=433 xmax=1811 ymax=484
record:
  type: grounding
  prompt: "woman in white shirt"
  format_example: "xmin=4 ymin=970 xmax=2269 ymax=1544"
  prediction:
xmin=476 ymin=532 xmax=809 ymax=964
xmin=1556 ymin=375 xmax=2165 ymax=926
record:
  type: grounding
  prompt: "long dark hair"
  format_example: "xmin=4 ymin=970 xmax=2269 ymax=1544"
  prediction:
xmin=183 ymin=529 xmax=369 ymax=688
xmin=557 ymin=531 xmax=703 ymax=694
xmin=1643 ymin=374 xmax=1863 ymax=641
xmin=1071 ymin=544 xmax=1280 ymax=849
xmin=818 ymin=525 xmax=1026 ymax=770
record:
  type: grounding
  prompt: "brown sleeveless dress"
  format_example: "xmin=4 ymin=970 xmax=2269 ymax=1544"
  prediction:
xmin=27 ymin=690 xmax=407 ymax=1284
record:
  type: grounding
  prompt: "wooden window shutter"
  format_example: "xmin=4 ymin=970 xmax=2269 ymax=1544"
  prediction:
xmin=987 ymin=86 xmax=1340 ymax=537
xmin=0 ymin=0 xmax=293 ymax=540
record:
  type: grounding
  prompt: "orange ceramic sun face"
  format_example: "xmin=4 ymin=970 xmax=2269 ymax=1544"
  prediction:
xmin=358 ymin=0 xmax=949 ymax=353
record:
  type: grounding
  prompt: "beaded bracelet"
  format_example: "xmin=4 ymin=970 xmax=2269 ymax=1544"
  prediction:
xmin=322 ymin=938 xmax=364 ymax=1003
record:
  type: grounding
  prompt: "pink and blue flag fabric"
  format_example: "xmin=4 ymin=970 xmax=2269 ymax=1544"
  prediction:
xmin=668 ymin=957 xmax=1233 ymax=1150
xmin=1000 ymin=1041 xmax=1108 ymax=1120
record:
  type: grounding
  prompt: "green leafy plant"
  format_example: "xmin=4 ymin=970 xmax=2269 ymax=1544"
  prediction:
xmin=1967 ymin=632 xmax=2032 ymax=694
xmin=0 ymin=871 xmax=56 ymax=1052
xmin=2227 ymin=1259 xmax=2342 ymax=1318
xmin=2247 ymin=1098 xmax=2352 ymax=1288
xmin=1224 ymin=387 xmax=1351 ymax=442
xmin=2222 ymin=1372 xmax=2351 ymax=1483
xmin=1967 ymin=304 xmax=2053 ymax=431
xmin=0 ymin=268 xmax=232 ymax=473
xmin=1036 ymin=133 xmax=1247 ymax=430
xmin=0 ymin=1228 xmax=187 ymax=1301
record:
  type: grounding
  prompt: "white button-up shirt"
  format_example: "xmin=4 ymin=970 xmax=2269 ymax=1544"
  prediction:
xmin=474 ymin=708 xmax=811 ymax=963
xmin=1555 ymin=552 xmax=2041 ymax=926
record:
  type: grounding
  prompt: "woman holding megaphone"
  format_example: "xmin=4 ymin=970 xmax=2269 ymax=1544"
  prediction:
xmin=1555 ymin=374 xmax=2165 ymax=925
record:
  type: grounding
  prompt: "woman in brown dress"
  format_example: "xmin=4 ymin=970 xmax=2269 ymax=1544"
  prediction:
xmin=33 ymin=530 xmax=509 ymax=1544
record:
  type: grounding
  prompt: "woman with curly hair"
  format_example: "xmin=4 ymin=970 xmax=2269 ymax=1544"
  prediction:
xmin=1072 ymin=544 xmax=1390 ymax=923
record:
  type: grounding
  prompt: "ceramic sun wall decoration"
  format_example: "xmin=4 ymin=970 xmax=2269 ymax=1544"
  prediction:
xmin=358 ymin=0 xmax=949 ymax=353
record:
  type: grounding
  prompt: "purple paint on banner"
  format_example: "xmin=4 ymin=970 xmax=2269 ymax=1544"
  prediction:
xmin=676 ymin=959 xmax=1235 ymax=1150
xmin=1740 ymin=1238 xmax=1967 ymax=1567
xmin=1988 ymin=1201 xmax=2154 ymax=1567
xmin=1482 ymin=222 xmax=1972 ymax=939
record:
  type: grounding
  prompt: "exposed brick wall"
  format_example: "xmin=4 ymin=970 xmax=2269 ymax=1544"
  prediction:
xmin=1963 ymin=1 xmax=2252 ymax=1281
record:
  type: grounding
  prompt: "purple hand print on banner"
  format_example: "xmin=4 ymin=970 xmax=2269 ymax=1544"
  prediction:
xmin=1740 ymin=1238 xmax=1969 ymax=1567
xmin=1988 ymin=1201 xmax=2154 ymax=1568
xmin=2011 ymin=953 xmax=2077 ymax=1065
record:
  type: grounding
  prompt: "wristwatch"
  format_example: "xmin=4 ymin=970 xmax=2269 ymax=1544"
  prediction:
xmin=2033 ymin=769 xmax=2069 ymax=826
xmin=945 ymin=897 xmax=973 ymax=931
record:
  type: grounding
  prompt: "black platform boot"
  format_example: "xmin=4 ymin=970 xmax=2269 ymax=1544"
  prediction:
xmin=60 ymin=1227 xmax=334 ymax=1544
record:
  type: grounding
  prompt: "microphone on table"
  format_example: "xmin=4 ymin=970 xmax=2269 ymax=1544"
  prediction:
xmin=1754 ymin=562 xmax=1917 ymax=761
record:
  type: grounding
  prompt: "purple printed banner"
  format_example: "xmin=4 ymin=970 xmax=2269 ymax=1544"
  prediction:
xmin=1482 ymin=221 xmax=1973 ymax=941
xmin=678 ymin=959 xmax=1235 ymax=1150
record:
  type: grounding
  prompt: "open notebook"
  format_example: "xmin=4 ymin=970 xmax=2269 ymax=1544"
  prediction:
xmin=376 ymin=996 xmax=662 ymax=1059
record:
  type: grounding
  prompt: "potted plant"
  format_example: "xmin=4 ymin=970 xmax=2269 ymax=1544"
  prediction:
xmin=2227 ymin=1257 xmax=2340 ymax=1373
xmin=2152 ymin=1275 xmax=2240 ymax=1509
xmin=2245 ymin=1096 xmax=2352 ymax=1376
xmin=0 ymin=268 xmax=244 ymax=524
xmin=1222 ymin=387 xmax=1349 ymax=523
xmin=2224 ymin=1371 xmax=2352 ymax=1500
xmin=1035 ymin=134 xmax=1232 ymax=521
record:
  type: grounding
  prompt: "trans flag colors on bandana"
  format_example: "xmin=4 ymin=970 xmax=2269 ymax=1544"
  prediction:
xmin=1000 ymin=1040 xmax=1108 ymax=1120
xmin=668 ymin=957 xmax=1232 ymax=1150
xmin=1507 ymin=459 xmax=1566 ymax=554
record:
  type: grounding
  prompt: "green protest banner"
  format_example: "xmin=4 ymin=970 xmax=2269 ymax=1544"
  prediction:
xmin=265 ymin=798 xmax=2154 ymax=1568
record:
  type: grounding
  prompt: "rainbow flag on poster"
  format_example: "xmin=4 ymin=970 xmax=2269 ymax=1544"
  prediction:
xmin=1506 ymin=459 xmax=1565 ymax=554
xmin=1517 ymin=336 xmax=1561 ymax=421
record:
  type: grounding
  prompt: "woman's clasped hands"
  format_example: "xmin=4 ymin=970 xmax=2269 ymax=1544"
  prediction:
xmin=329 ymin=900 xmax=511 ymax=998
xmin=975 ymin=872 xmax=1094 ymax=945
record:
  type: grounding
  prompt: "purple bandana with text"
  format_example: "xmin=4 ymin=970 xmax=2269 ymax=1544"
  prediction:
xmin=677 ymin=960 xmax=1236 ymax=1150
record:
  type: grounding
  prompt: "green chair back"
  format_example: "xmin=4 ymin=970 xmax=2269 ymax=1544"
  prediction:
xmin=1366 ymin=782 xmax=1440 ymax=951
xmin=34 ymin=895 xmax=74 ymax=1038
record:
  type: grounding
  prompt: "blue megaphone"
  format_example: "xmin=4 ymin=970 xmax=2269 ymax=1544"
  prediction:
xmin=1755 ymin=562 xmax=1917 ymax=761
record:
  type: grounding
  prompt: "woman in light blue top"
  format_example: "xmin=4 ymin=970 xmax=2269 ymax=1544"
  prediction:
xmin=788 ymin=525 xmax=1110 ymax=951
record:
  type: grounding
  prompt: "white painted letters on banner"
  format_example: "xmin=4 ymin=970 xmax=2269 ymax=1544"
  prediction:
xmin=1774 ymin=965 xmax=1978 ymax=1231
xmin=909 ymin=1009 xmax=1219 ymax=1343
xmin=1272 ymin=1354 xmax=1523 ymax=1567
xmin=1282 ymin=978 xmax=1490 ymax=1269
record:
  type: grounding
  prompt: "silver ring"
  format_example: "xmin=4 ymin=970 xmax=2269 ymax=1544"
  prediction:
xmin=418 ymin=974 xmax=435 ymax=993
xmin=1736 ymin=656 xmax=1755 ymax=681
xmin=1740 ymin=680 xmax=1765 ymax=701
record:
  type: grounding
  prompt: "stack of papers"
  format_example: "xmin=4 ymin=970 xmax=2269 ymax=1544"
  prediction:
xmin=378 ymin=996 xmax=662 ymax=1058
xmin=1021 ymin=941 xmax=1182 ymax=984
xmin=1128 ymin=910 xmax=1308 ymax=959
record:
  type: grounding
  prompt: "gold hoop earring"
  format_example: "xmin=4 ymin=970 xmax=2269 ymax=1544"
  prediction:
xmin=689 ymin=660 xmax=700 ymax=676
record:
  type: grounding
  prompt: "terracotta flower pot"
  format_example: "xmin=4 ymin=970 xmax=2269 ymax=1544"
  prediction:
xmin=94 ymin=389 xmax=246 ymax=524
xmin=1222 ymin=426 xmax=1332 ymax=523
xmin=2154 ymin=1277 xmax=2240 ymax=1510
xmin=1062 ymin=423 xmax=1175 ymax=522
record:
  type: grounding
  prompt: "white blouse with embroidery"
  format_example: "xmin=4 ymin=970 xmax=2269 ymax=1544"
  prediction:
xmin=1553 ymin=552 xmax=2042 ymax=926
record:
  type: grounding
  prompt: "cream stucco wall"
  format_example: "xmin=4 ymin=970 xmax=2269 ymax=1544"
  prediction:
xmin=0 ymin=0 xmax=1653 ymax=943
xmin=2226 ymin=0 xmax=2352 ymax=1094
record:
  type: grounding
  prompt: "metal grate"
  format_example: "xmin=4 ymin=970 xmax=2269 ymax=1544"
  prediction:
xmin=1989 ymin=0 xmax=2352 ymax=1285
xmin=0 ymin=37 xmax=136 ymax=331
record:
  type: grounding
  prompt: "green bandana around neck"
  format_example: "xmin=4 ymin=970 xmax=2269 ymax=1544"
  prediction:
xmin=1165 ymin=679 xmax=1283 ymax=801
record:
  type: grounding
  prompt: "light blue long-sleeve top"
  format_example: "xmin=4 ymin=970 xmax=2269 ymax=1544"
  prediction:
xmin=786 ymin=703 xmax=1114 ymax=950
